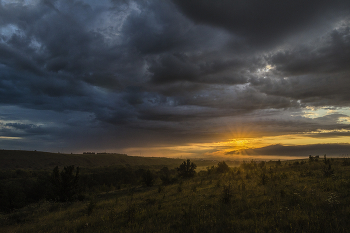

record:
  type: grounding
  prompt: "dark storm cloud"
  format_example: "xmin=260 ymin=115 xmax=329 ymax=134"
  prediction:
xmin=1 ymin=0 xmax=350 ymax=154
xmin=268 ymin=26 xmax=350 ymax=75
xmin=249 ymin=21 xmax=350 ymax=107
xmin=121 ymin=0 xmax=190 ymax=55
xmin=148 ymin=53 xmax=257 ymax=85
xmin=0 ymin=43 xmax=43 ymax=75
xmin=172 ymin=0 xmax=350 ymax=49
xmin=251 ymin=74 xmax=350 ymax=107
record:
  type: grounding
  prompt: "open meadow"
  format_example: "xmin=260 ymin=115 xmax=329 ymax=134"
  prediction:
xmin=1 ymin=153 xmax=350 ymax=233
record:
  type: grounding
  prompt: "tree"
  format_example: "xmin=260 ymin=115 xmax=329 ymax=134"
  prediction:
xmin=159 ymin=167 xmax=177 ymax=185
xmin=217 ymin=161 xmax=230 ymax=173
xmin=142 ymin=169 xmax=154 ymax=187
xmin=50 ymin=165 xmax=80 ymax=202
xmin=177 ymin=159 xmax=197 ymax=178
xmin=276 ymin=160 xmax=282 ymax=166
xmin=309 ymin=155 xmax=314 ymax=162
xmin=160 ymin=167 xmax=171 ymax=185
xmin=258 ymin=161 xmax=266 ymax=169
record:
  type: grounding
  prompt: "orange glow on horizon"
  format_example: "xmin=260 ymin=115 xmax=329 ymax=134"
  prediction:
xmin=121 ymin=130 xmax=350 ymax=160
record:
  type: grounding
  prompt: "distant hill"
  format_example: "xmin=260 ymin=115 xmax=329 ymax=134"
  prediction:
xmin=0 ymin=150 xmax=185 ymax=170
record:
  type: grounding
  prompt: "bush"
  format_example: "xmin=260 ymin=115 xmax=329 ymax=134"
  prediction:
xmin=206 ymin=165 xmax=216 ymax=175
xmin=159 ymin=167 xmax=177 ymax=185
xmin=142 ymin=169 xmax=154 ymax=187
xmin=49 ymin=165 xmax=80 ymax=202
xmin=0 ymin=182 xmax=26 ymax=212
xmin=276 ymin=160 xmax=282 ymax=166
xmin=87 ymin=199 xmax=96 ymax=216
xmin=177 ymin=160 xmax=197 ymax=178
xmin=222 ymin=183 xmax=233 ymax=204
xmin=258 ymin=161 xmax=266 ymax=169
xmin=323 ymin=164 xmax=334 ymax=177
xmin=217 ymin=161 xmax=230 ymax=173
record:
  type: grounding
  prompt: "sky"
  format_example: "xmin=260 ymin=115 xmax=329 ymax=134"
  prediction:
xmin=1 ymin=0 xmax=350 ymax=159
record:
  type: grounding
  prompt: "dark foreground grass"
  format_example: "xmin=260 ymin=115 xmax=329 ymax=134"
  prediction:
xmin=1 ymin=158 xmax=350 ymax=233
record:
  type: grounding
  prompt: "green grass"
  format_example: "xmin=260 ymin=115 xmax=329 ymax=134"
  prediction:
xmin=2 ymin=158 xmax=350 ymax=232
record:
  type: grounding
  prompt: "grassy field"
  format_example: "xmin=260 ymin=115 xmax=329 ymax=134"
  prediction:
xmin=1 ymin=156 xmax=350 ymax=232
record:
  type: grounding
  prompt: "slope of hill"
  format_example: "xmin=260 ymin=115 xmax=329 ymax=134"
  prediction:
xmin=0 ymin=150 xmax=185 ymax=170
xmin=2 ymin=158 xmax=350 ymax=232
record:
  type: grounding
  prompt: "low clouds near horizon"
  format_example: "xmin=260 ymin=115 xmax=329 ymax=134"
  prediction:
xmin=1 ymin=0 xmax=350 ymax=158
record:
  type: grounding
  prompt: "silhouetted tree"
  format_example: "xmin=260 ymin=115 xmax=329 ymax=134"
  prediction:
xmin=258 ymin=161 xmax=266 ymax=169
xmin=177 ymin=159 xmax=197 ymax=178
xmin=309 ymin=155 xmax=314 ymax=162
xmin=323 ymin=163 xmax=334 ymax=177
xmin=222 ymin=183 xmax=233 ymax=204
xmin=217 ymin=161 xmax=230 ymax=173
xmin=324 ymin=154 xmax=331 ymax=165
xmin=142 ymin=169 xmax=154 ymax=187
xmin=276 ymin=160 xmax=282 ymax=166
xmin=0 ymin=182 xmax=26 ymax=212
xmin=50 ymin=165 xmax=80 ymax=202
xmin=159 ymin=167 xmax=171 ymax=185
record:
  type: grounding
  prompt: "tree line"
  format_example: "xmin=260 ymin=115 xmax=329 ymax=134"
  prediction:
xmin=0 ymin=159 xmax=200 ymax=212
xmin=0 ymin=159 xmax=240 ymax=213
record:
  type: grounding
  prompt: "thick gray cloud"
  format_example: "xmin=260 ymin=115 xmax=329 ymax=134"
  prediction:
xmin=0 ymin=0 xmax=350 ymax=157
xmin=172 ymin=0 xmax=350 ymax=49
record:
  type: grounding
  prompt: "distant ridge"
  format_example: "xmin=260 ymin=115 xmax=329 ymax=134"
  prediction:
xmin=0 ymin=150 xmax=183 ymax=170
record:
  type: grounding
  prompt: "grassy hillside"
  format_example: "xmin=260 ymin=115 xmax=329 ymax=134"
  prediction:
xmin=0 ymin=150 xmax=237 ymax=170
xmin=2 ymin=157 xmax=350 ymax=232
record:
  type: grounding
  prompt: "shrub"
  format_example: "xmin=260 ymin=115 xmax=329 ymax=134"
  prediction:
xmin=323 ymin=164 xmax=334 ymax=177
xmin=246 ymin=173 xmax=251 ymax=179
xmin=206 ymin=165 xmax=216 ymax=175
xmin=177 ymin=159 xmax=197 ymax=178
xmin=260 ymin=169 xmax=268 ymax=185
xmin=258 ymin=161 xmax=266 ymax=169
xmin=342 ymin=158 xmax=350 ymax=166
xmin=217 ymin=161 xmax=230 ymax=173
xmin=177 ymin=184 xmax=183 ymax=193
xmin=0 ymin=182 xmax=26 ymax=212
xmin=324 ymin=154 xmax=331 ymax=165
xmin=142 ymin=169 xmax=154 ymax=187
xmin=276 ymin=160 xmax=282 ymax=166
xmin=87 ymin=199 xmax=96 ymax=216
xmin=49 ymin=165 xmax=80 ymax=202
xmin=159 ymin=167 xmax=177 ymax=185
xmin=191 ymin=185 xmax=197 ymax=192
xmin=241 ymin=160 xmax=257 ymax=171
xmin=309 ymin=155 xmax=314 ymax=162
xmin=222 ymin=183 xmax=233 ymax=204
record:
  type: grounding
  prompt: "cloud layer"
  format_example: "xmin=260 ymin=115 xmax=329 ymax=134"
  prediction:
xmin=0 ymin=0 xmax=350 ymax=157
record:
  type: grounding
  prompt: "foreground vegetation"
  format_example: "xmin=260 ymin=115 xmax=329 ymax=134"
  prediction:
xmin=1 ymin=156 xmax=350 ymax=232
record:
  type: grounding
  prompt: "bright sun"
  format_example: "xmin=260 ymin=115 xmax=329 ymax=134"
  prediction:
xmin=230 ymin=139 xmax=250 ymax=149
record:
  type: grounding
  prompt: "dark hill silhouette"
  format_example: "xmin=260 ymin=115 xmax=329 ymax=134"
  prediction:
xmin=0 ymin=150 xmax=184 ymax=170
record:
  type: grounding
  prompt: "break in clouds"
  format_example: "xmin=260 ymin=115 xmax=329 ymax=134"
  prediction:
xmin=1 ymin=0 xmax=350 ymax=157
